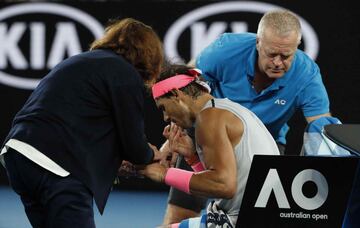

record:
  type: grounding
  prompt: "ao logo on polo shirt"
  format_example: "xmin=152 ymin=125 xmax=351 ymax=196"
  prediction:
xmin=164 ymin=1 xmax=319 ymax=64
xmin=0 ymin=3 xmax=104 ymax=90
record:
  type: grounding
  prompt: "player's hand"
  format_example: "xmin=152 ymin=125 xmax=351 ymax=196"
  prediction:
xmin=162 ymin=124 xmax=171 ymax=139
xmin=137 ymin=162 xmax=168 ymax=183
xmin=168 ymin=124 xmax=196 ymax=158
xmin=148 ymin=143 xmax=161 ymax=162
xmin=158 ymin=140 xmax=178 ymax=167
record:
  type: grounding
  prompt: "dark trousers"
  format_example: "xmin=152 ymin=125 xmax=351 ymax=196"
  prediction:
xmin=3 ymin=149 xmax=95 ymax=228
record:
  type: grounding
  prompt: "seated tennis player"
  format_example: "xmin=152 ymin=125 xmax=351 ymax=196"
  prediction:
xmin=139 ymin=65 xmax=280 ymax=228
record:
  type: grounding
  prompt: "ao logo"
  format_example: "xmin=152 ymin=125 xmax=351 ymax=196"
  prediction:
xmin=164 ymin=1 xmax=319 ymax=63
xmin=255 ymin=169 xmax=329 ymax=210
xmin=0 ymin=3 xmax=104 ymax=90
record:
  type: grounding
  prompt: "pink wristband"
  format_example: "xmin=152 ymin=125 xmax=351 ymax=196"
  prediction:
xmin=171 ymin=223 xmax=180 ymax=228
xmin=191 ymin=161 xmax=205 ymax=172
xmin=165 ymin=168 xmax=193 ymax=194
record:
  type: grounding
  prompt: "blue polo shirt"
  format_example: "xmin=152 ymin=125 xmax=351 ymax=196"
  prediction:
xmin=196 ymin=32 xmax=329 ymax=145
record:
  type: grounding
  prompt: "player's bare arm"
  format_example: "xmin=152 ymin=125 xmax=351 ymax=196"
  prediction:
xmin=189 ymin=108 xmax=243 ymax=198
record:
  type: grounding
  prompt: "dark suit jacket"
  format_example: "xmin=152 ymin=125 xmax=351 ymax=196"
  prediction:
xmin=3 ymin=49 xmax=154 ymax=213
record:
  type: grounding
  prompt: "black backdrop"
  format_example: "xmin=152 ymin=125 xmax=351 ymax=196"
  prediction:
xmin=0 ymin=0 xmax=359 ymax=187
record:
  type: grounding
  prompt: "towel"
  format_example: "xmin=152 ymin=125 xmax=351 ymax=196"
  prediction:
xmin=301 ymin=116 xmax=351 ymax=156
xmin=178 ymin=201 xmax=234 ymax=228
xmin=178 ymin=214 xmax=207 ymax=228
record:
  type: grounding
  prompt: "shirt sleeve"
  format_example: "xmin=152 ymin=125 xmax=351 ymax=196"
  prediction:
xmin=298 ymin=73 xmax=330 ymax=117
xmin=109 ymin=83 xmax=154 ymax=165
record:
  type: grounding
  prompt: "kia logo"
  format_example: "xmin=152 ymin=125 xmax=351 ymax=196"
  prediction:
xmin=164 ymin=1 xmax=319 ymax=63
xmin=0 ymin=3 xmax=104 ymax=90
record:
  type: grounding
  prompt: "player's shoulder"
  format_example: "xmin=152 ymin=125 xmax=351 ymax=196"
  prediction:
xmin=197 ymin=105 xmax=235 ymax=128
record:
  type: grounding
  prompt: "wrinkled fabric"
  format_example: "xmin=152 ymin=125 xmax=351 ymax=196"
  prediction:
xmin=206 ymin=201 xmax=234 ymax=228
xmin=178 ymin=213 xmax=207 ymax=228
xmin=301 ymin=116 xmax=351 ymax=156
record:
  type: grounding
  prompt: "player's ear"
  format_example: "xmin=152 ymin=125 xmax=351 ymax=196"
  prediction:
xmin=256 ymin=37 xmax=260 ymax=51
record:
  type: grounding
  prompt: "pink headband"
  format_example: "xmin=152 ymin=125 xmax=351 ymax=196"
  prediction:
xmin=152 ymin=74 xmax=195 ymax=99
xmin=152 ymin=69 xmax=210 ymax=99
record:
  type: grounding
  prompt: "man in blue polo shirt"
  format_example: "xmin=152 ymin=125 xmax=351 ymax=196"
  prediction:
xmin=162 ymin=9 xmax=332 ymax=225
xmin=196 ymin=10 xmax=330 ymax=151
xmin=196 ymin=30 xmax=329 ymax=150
